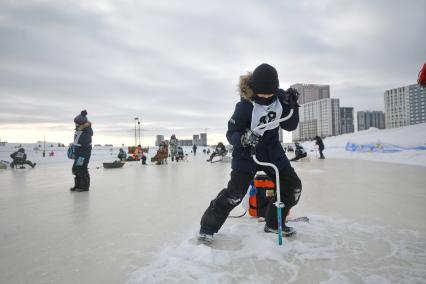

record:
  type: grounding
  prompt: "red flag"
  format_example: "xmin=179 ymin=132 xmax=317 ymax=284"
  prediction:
xmin=418 ymin=62 xmax=426 ymax=87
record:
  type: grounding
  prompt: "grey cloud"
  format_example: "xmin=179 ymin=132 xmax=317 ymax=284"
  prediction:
xmin=0 ymin=0 xmax=425 ymax=144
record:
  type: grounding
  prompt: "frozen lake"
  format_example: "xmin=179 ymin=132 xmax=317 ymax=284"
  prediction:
xmin=1 ymin=152 xmax=426 ymax=283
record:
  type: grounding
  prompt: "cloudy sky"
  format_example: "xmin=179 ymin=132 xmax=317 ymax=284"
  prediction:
xmin=0 ymin=0 xmax=425 ymax=146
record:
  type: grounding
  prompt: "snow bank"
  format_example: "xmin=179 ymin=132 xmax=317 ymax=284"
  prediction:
xmin=300 ymin=123 xmax=426 ymax=167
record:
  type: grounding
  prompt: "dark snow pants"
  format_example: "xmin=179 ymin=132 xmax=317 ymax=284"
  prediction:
xmin=72 ymin=157 xmax=90 ymax=190
xmin=319 ymin=147 xmax=325 ymax=159
xmin=11 ymin=159 xmax=35 ymax=168
xmin=200 ymin=167 xmax=302 ymax=233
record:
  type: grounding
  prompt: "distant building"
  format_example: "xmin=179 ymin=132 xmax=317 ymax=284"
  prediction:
xmin=297 ymin=120 xmax=318 ymax=141
xmin=340 ymin=107 xmax=354 ymax=134
xmin=155 ymin=135 xmax=164 ymax=146
xmin=293 ymin=98 xmax=340 ymax=141
xmin=384 ymin=84 xmax=426 ymax=129
xmin=193 ymin=135 xmax=200 ymax=146
xmin=384 ymin=86 xmax=410 ymax=129
xmin=291 ymin=83 xmax=330 ymax=104
xmin=178 ymin=139 xmax=193 ymax=146
xmin=357 ymin=111 xmax=385 ymax=131
xmin=408 ymin=84 xmax=426 ymax=125
xmin=200 ymin=133 xmax=207 ymax=146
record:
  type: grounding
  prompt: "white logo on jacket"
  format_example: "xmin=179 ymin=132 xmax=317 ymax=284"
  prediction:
xmin=250 ymin=99 xmax=283 ymax=136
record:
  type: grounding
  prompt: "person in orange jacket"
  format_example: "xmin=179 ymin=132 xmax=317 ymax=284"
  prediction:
xmin=132 ymin=145 xmax=142 ymax=160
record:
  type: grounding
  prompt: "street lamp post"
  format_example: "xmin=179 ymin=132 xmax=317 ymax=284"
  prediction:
xmin=43 ymin=135 xmax=46 ymax=158
xmin=138 ymin=120 xmax=141 ymax=145
xmin=134 ymin=117 xmax=139 ymax=146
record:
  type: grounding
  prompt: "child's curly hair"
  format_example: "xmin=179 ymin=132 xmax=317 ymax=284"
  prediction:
xmin=238 ymin=72 xmax=254 ymax=101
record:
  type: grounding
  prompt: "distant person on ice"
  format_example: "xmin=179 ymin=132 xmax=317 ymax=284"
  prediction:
xmin=198 ymin=63 xmax=302 ymax=243
xmin=118 ymin=148 xmax=127 ymax=161
xmin=10 ymin=148 xmax=36 ymax=168
xmin=206 ymin=142 xmax=227 ymax=162
xmin=314 ymin=136 xmax=325 ymax=159
xmin=169 ymin=134 xmax=178 ymax=161
xmin=70 ymin=110 xmax=93 ymax=192
xmin=192 ymin=144 xmax=197 ymax=156
xmin=290 ymin=142 xmax=307 ymax=162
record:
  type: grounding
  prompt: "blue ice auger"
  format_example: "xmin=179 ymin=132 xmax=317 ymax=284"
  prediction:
xmin=251 ymin=109 xmax=294 ymax=246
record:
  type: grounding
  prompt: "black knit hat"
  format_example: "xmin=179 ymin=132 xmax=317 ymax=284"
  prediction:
xmin=74 ymin=110 xmax=88 ymax=125
xmin=251 ymin=63 xmax=279 ymax=94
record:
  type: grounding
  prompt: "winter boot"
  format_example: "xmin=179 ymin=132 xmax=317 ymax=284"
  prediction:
xmin=264 ymin=224 xmax=296 ymax=237
xmin=70 ymin=173 xmax=80 ymax=191
xmin=75 ymin=188 xmax=89 ymax=192
xmin=198 ymin=227 xmax=214 ymax=244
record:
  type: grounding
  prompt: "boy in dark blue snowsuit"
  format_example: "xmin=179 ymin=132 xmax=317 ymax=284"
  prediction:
xmin=199 ymin=64 xmax=302 ymax=242
xmin=71 ymin=110 xmax=93 ymax=192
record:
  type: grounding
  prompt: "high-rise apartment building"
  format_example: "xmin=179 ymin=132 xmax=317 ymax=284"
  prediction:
xmin=193 ymin=135 xmax=200 ymax=146
xmin=384 ymin=84 xmax=426 ymax=128
xmin=340 ymin=107 xmax=354 ymax=134
xmin=357 ymin=111 xmax=385 ymax=131
xmin=293 ymin=98 xmax=340 ymax=141
xmin=408 ymin=84 xmax=426 ymax=125
xmin=200 ymin=133 xmax=207 ymax=146
xmin=384 ymin=86 xmax=410 ymax=128
xmin=291 ymin=84 xmax=330 ymax=104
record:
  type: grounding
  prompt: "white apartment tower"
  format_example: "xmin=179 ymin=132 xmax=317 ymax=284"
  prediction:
xmin=293 ymin=98 xmax=340 ymax=141
xmin=384 ymin=84 xmax=426 ymax=128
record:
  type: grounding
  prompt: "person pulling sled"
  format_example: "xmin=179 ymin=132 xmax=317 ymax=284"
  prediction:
xmin=198 ymin=63 xmax=302 ymax=244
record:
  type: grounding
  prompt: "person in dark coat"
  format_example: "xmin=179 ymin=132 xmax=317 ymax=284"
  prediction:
xmin=206 ymin=142 xmax=227 ymax=162
xmin=70 ymin=110 xmax=93 ymax=192
xmin=10 ymin=148 xmax=36 ymax=168
xmin=314 ymin=136 xmax=325 ymax=159
xmin=118 ymin=148 xmax=127 ymax=161
xmin=290 ymin=143 xmax=307 ymax=162
xmin=192 ymin=144 xmax=197 ymax=156
xmin=198 ymin=63 xmax=302 ymax=243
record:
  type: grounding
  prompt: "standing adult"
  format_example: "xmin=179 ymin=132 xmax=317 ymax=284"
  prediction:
xmin=71 ymin=110 xmax=93 ymax=192
xmin=314 ymin=136 xmax=325 ymax=159
xmin=192 ymin=144 xmax=197 ymax=156
xmin=169 ymin=134 xmax=178 ymax=161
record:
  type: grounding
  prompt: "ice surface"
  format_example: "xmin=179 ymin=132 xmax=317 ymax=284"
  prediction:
xmin=1 ymin=145 xmax=426 ymax=284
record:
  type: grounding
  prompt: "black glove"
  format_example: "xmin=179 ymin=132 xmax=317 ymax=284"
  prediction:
xmin=282 ymin=88 xmax=300 ymax=109
xmin=241 ymin=129 xmax=260 ymax=147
